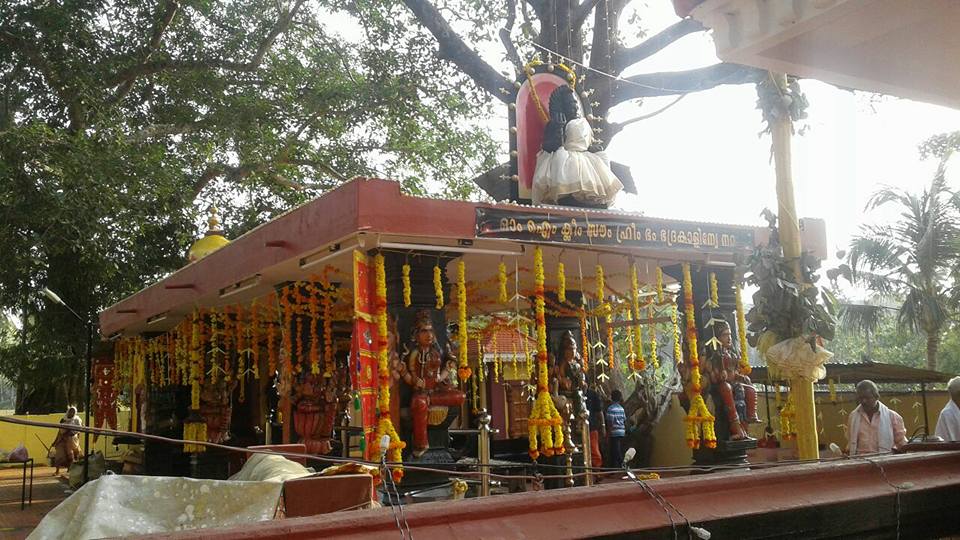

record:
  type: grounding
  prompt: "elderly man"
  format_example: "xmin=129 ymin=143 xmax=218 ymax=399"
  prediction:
xmin=934 ymin=376 xmax=960 ymax=441
xmin=847 ymin=380 xmax=907 ymax=454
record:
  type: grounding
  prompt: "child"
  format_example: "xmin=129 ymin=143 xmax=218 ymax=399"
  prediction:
xmin=605 ymin=390 xmax=626 ymax=468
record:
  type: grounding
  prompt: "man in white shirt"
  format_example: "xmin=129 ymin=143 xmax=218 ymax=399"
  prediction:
xmin=847 ymin=380 xmax=907 ymax=454
xmin=934 ymin=376 xmax=960 ymax=441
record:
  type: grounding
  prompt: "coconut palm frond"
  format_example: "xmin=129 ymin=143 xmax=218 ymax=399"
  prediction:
xmin=839 ymin=303 xmax=888 ymax=336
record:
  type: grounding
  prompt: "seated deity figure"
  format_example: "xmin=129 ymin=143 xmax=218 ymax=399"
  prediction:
xmin=532 ymin=85 xmax=623 ymax=207
xmin=703 ymin=320 xmax=760 ymax=440
xmin=395 ymin=310 xmax=466 ymax=457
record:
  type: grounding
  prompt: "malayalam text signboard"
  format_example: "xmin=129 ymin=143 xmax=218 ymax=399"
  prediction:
xmin=476 ymin=207 xmax=755 ymax=252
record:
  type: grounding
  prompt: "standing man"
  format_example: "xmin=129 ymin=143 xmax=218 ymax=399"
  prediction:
xmin=934 ymin=376 xmax=960 ymax=441
xmin=605 ymin=389 xmax=626 ymax=467
xmin=847 ymin=380 xmax=907 ymax=455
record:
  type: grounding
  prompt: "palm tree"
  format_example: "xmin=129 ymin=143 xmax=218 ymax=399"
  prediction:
xmin=847 ymin=158 xmax=960 ymax=370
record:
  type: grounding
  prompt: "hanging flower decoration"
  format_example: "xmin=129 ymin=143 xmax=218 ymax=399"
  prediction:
xmin=184 ymin=309 xmax=207 ymax=453
xmin=579 ymin=311 xmax=589 ymax=373
xmin=682 ymin=263 xmax=717 ymax=449
xmin=250 ymin=299 xmax=260 ymax=380
xmin=672 ymin=303 xmax=682 ymax=365
xmin=323 ymin=286 xmax=334 ymax=378
xmin=528 ymin=246 xmax=564 ymax=460
xmin=709 ymin=272 xmax=720 ymax=307
xmin=828 ymin=378 xmax=837 ymax=404
xmin=648 ymin=305 xmax=659 ymax=369
xmin=656 ymin=266 xmax=665 ymax=304
xmin=433 ymin=264 xmax=444 ymax=309
xmin=595 ymin=264 xmax=605 ymax=303
xmin=630 ymin=264 xmax=645 ymax=371
xmin=456 ymin=260 xmax=472 ymax=381
xmin=734 ymin=282 xmax=752 ymax=376
xmin=402 ymin=263 xmax=412 ymax=307
xmin=498 ymin=262 xmax=508 ymax=304
xmin=309 ymin=289 xmax=320 ymax=375
xmin=557 ymin=262 xmax=566 ymax=304
xmin=373 ymin=253 xmax=404 ymax=481
xmin=492 ymin=332 xmax=500 ymax=383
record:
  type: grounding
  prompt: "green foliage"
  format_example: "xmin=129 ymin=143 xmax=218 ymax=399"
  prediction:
xmin=0 ymin=0 xmax=498 ymax=411
xmin=845 ymin=150 xmax=960 ymax=370
xmin=743 ymin=211 xmax=837 ymax=349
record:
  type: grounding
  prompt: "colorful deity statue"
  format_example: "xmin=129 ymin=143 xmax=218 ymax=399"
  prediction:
xmin=547 ymin=330 xmax=586 ymax=454
xmin=394 ymin=309 xmax=465 ymax=457
xmin=703 ymin=319 xmax=760 ymax=440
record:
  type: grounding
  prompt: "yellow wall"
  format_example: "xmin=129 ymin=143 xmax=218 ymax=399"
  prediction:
xmin=0 ymin=410 xmax=131 ymax=463
xmin=646 ymin=389 xmax=949 ymax=469
xmin=753 ymin=390 xmax=949 ymax=449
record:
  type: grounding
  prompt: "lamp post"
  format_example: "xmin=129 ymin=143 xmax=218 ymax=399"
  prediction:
xmin=41 ymin=287 xmax=93 ymax=485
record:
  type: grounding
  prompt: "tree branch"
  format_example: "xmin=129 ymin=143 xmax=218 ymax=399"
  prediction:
xmin=616 ymin=17 xmax=704 ymax=72
xmin=615 ymin=63 xmax=764 ymax=103
xmin=499 ymin=0 xmax=522 ymax=69
xmin=573 ymin=0 xmax=602 ymax=30
xmin=0 ymin=29 xmax=84 ymax=131
xmin=402 ymin=0 xmax=516 ymax=103
xmin=108 ymin=0 xmax=181 ymax=105
xmin=109 ymin=0 xmax=306 ymax=86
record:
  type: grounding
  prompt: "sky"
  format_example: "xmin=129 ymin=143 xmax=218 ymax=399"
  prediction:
xmin=605 ymin=1 xmax=960 ymax=280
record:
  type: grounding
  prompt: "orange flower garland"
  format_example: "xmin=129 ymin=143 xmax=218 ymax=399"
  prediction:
xmin=734 ymin=283 xmax=752 ymax=376
xmin=309 ymin=290 xmax=320 ymax=375
xmin=456 ymin=260 xmax=472 ymax=381
xmin=527 ymin=246 xmax=564 ymax=460
xmin=250 ymin=300 xmax=260 ymax=380
xmin=372 ymin=254 xmax=404 ymax=482
xmin=682 ymin=263 xmax=717 ymax=449
xmin=323 ymin=285 xmax=334 ymax=378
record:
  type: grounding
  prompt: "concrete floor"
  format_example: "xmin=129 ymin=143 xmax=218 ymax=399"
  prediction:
xmin=0 ymin=465 xmax=68 ymax=539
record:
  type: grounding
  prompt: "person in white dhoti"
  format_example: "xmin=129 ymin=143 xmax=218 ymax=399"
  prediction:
xmin=532 ymin=85 xmax=623 ymax=207
xmin=846 ymin=380 xmax=907 ymax=455
xmin=934 ymin=376 xmax=960 ymax=441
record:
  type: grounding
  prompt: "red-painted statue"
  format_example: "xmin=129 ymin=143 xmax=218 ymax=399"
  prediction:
xmin=395 ymin=310 xmax=465 ymax=458
xmin=703 ymin=320 xmax=760 ymax=440
xmin=92 ymin=359 xmax=119 ymax=442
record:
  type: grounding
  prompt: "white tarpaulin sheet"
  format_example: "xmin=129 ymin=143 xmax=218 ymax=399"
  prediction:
xmin=28 ymin=474 xmax=284 ymax=539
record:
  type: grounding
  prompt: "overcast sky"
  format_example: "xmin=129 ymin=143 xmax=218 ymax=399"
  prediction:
xmin=606 ymin=1 xmax=960 ymax=280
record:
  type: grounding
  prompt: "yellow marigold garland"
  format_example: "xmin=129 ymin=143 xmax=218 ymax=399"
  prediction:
xmin=492 ymin=332 xmax=500 ymax=383
xmin=528 ymin=246 xmax=563 ymax=460
xmin=309 ymin=293 xmax=320 ymax=375
xmin=579 ymin=311 xmax=589 ymax=373
xmin=656 ymin=266 xmax=664 ymax=304
xmin=630 ymin=265 xmax=645 ymax=371
xmin=682 ymin=263 xmax=717 ymax=449
xmin=433 ymin=264 xmax=444 ymax=309
xmin=557 ymin=262 xmax=566 ymax=303
xmin=734 ymin=282 xmax=752 ymax=376
xmin=828 ymin=378 xmax=837 ymax=403
xmin=498 ymin=262 xmax=508 ymax=304
xmin=595 ymin=264 xmax=605 ymax=303
xmin=372 ymin=253 xmax=404 ymax=481
xmin=456 ymin=260 xmax=472 ymax=381
xmin=648 ymin=305 xmax=659 ymax=369
xmin=709 ymin=272 xmax=720 ymax=307
xmin=672 ymin=304 xmax=682 ymax=365
xmin=402 ymin=263 xmax=412 ymax=307
xmin=250 ymin=300 xmax=260 ymax=380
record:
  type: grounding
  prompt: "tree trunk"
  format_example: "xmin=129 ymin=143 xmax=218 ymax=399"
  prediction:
xmin=926 ymin=332 xmax=940 ymax=371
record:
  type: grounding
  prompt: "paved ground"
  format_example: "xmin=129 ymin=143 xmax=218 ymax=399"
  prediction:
xmin=0 ymin=465 xmax=68 ymax=539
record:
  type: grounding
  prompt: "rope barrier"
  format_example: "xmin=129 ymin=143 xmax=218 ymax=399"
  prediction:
xmin=3 ymin=415 xmax=897 ymax=482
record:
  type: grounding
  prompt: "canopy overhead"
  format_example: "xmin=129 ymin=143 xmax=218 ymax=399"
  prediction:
xmin=99 ymin=178 xmax=827 ymax=338
xmin=751 ymin=360 xmax=953 ymax=386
